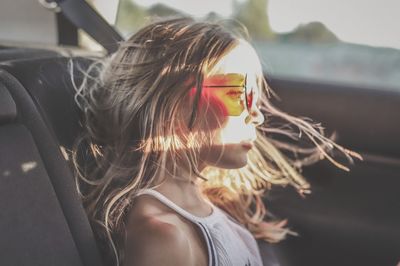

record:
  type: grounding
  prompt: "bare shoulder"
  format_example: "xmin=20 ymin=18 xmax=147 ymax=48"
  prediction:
xmin=123 ymin=197 xmax=193 ymax=266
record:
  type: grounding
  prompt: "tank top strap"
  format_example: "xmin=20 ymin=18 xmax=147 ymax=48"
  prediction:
xmin=136 ymin=188 xmax=219 ymax=266
xmin=136 ymin=188 xmax=219 ymax=223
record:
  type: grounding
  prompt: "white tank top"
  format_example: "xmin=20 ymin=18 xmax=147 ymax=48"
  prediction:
xmin=136 ymin=189 xmax=263 ymax=266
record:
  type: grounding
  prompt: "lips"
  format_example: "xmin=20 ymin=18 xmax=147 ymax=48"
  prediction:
xmin=241 ymin=141 xmax=253 ymax=150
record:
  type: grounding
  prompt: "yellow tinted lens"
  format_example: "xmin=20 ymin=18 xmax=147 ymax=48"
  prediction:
xmin=203 ymin=73 xmax=246 ymax=116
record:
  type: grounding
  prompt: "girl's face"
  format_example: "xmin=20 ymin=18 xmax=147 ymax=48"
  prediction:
xmin=197 ymin=40 xmax=265 ymax=169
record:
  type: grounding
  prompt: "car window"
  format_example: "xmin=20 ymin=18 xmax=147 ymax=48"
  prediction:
xmin=90 ymin=0 xmax=400 ymax=91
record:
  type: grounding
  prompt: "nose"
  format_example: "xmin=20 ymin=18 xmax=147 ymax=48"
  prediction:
xmin=245 ymin=106 xmax=265 ymax=126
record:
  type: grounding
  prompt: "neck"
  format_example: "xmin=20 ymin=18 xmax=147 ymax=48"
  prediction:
xmin=151 ymin=159 xmax=209 ymax=208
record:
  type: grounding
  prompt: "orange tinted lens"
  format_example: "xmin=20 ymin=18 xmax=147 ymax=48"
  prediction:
xmin=246 ymin=86 xmax=253 ymax=110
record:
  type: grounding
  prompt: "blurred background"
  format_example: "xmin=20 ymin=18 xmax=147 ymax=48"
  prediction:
xmin=87 ymin=0 xmax=400 ymax=91
xmin=1 ymin=0 xmax=399 ymax=90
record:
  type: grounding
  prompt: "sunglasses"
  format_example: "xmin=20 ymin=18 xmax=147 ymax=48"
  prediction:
xmin=204 ymin=73 xmax=253 ymax=111
xmin=188 ymin=73 xmax=254 ymax=129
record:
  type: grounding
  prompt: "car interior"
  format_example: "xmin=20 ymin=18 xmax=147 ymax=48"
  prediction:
xmin=0 ymin=0 xmax=399 ymax=266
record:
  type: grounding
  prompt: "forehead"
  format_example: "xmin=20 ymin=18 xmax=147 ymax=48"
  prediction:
xmin=204 ymin=73 xmax=246 ymax=85
xmin=206 ymin=39 xmax=262 ymax=77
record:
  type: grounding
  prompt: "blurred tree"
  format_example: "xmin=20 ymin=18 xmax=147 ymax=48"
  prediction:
xmin=279 ymin=21 xmax=339 ymax=43
xmin=147 ymin=3 xmax=184 ymax=17
xmin=205 ymin=11 xmax=224 ymax=21
xmin=114 ymin=0 xmax=338 ymax=44
xmin=232 ymin=0 xmax=275 ymax=41
xmin=115 ymin=0 xmax=148 ymax=35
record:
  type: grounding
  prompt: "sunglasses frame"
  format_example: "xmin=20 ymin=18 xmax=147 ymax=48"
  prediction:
xmin=203 ymin=74 xmax=253 ymax=110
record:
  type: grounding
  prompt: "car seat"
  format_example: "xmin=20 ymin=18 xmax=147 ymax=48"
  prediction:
xmin=0 ymin=55 xmax=104 ymax=266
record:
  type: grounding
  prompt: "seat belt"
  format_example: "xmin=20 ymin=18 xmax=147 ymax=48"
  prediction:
xmin=40 ymin=0 xmax=124 ymax=53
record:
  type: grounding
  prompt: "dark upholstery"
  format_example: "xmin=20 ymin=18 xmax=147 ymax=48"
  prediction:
xmin=265 ymin=160 xmax=400 ymax=266
xmin=258 ymin=241 xmax=281 ymax=266
xmin=0 ymin=123 xmax=83 ymax=266
xmin=263 ymin=77 xmax=400 ymax=266
xmin=268 ymin=77 xmax=400 ymax=158
xmin=1 ymin=57 xmax=87 ymax=150
xmin=0 ymin=61 xmax=103 ymax=266
xmin=0 ymin=83 xmax=16 ymax=123
xmin=0 ymin=47 xmax=60 ymax=62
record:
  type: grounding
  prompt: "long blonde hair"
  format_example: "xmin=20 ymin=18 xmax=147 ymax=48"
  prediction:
xmin=72 ymin=16 xmax=360 ymax=266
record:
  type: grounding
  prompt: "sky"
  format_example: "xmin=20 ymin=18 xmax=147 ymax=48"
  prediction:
xmin=134 ymin=0 xmax=400 ymax=50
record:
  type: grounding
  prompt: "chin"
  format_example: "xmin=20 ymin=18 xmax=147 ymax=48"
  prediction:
xmin=207 ymin=144 xmax=250 ymax=169
xmin=205 ymin=144 xmax=249 ymax=169
xmin=228 ymin=153 xmax=249 ymax=168
xmin=229 ymin=157 xmax=248 ymax=169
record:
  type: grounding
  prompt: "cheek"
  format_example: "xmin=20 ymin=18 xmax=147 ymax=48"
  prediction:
xmin=194 ymin=86 xmax=243 ymax=117
xmin=196 ymin=103 xmax=229 ymax=137
xmin=218 ymin=116 xmax=245 ymax=144
xmin=212 ymin=114 xmax=257 ymax=145
xmin=197 ymin=112 xmax=255 ymax=169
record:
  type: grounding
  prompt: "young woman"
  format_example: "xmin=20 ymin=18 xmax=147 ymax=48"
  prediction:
xmin=72 ymin=17 xmax=359 ymax=266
